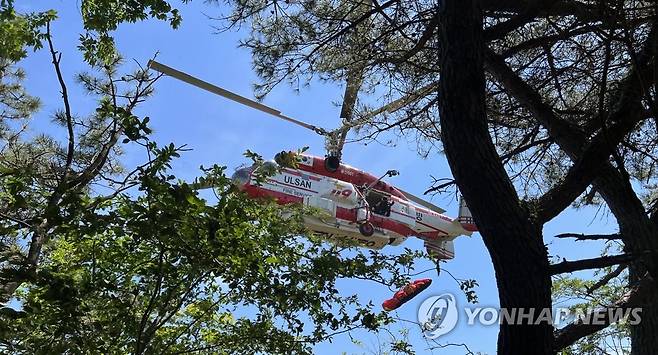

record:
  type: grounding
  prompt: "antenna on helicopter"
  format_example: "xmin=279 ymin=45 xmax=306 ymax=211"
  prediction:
xmin=363 ymin=170 xmax=400 ymax=193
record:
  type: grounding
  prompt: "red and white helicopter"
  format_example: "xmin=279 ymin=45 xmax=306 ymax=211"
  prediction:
xmin=149 ymin=60 xmax=477 ymax=310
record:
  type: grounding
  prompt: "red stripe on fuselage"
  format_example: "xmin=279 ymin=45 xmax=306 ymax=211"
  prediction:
xmin=244 ymin=184 xmax=304 ymax=204
xmin=245 ymin=183 xmax=420 ymax=238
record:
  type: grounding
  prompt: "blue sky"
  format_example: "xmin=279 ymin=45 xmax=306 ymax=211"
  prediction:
xmin=16 ymin=1 xmax=619 ymax=353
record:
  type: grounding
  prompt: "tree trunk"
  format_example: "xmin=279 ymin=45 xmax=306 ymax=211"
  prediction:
xmin=437 ymin=1 xmax=553 ymax=353
xmin=628 ymin=263 xmax=658 ymax=355
xmin=589 ymin=165 xmax=658 ymax=355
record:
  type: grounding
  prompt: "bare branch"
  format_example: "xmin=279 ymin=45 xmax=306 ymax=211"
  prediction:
xmin=549 ymin=252 xmax=648 ymax=275
xmin=45 ymin=22 xmax=75 ymax=180
xmin=424 ymin=178 xmax=456 ymax=195
xmin=554 ymin=233 xmax=621 ymax=241
xmin=0 ymin=212 xmax=32 ymax=229
xmin=587 ymin=264 xmax=628 ymax=295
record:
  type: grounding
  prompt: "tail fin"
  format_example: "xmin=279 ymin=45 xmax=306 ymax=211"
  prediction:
xmin=457 ymin=196 xmax=478 ymax=232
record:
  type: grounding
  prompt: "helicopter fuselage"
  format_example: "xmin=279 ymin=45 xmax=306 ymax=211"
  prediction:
xmin=232 ymin=154 xmax=474 ymax=259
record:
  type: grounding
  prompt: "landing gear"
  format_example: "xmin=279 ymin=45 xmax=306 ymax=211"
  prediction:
xmin=359 ymin=222 xmax=375 ymax=237
xmin=355 ymin=192 xmax=374 ymax=237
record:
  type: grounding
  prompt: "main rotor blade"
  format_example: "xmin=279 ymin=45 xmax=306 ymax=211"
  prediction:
xmin=334 ymin=66 xmax=365 ymax=156
xmin=397 ymin=188 xmax=446 ymax=214
xmin=148 ymin=60 xmax=328 ymax=135
xmin=348 ymin=82 xmax=439 ymax=130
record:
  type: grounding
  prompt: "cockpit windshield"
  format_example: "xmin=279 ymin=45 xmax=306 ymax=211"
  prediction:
xmin=231 ymin=160 xmax=278 ymax=187
xmin=231 ymin=166 xmax=253 ymax=186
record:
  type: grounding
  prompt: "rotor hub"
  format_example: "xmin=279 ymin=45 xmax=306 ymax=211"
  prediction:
xmin=324 ymin=154 xmax=341 ymax=172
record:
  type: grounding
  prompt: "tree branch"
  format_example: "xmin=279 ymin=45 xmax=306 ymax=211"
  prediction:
xmin=69 ymin=65 xmax=159 ymax=189
xmin=553 ymin=274 xmax=654 ymax=351
xmin=483 ymin=0 xmax=548 ymax=41
xmin=549 ymin=252 xmax=647 ymax=275
xmin=554 ymin=233 xmax=621 ymax=241
xmin=587 ymin=264 xmax=627 ymax=295
xmin=390 ymin=11 xmax=439 ymax=64
xmin=486 ymin=20 xmax=658 ymax=224
xmin=481 ymin=0 xmax=612 ymax=23
xmin=0 ymin=212 xmax=32 ymax=229
xmin=46 ymin=22 xmax=75 ymax=180
xmin=484 ymin=17 xmax=658 ymax=283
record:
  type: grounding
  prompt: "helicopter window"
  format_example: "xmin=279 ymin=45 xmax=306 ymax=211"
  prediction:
xmin=231 ymin=167 xmax=252 ymax=185
xmin=366 ymin=190 xmax=393 ymax=217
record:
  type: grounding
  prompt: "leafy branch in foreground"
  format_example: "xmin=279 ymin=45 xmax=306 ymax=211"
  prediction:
xmin=1 ymin=143 xmax=421 ymax=354
xmin=0 ymin=5 xmax=428 ymax=352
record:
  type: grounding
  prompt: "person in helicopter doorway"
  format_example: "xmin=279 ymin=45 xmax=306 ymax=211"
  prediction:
xmin=373 ymin=196 xmax=394 ymax=217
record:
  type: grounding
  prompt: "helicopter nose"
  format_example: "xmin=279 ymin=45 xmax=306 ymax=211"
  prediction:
xmin=231 ymin=167 xmax=252 ymax=188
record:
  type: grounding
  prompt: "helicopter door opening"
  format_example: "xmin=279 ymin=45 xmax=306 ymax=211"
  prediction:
xmin=365 ymin=190 xmax=393 ymax=217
